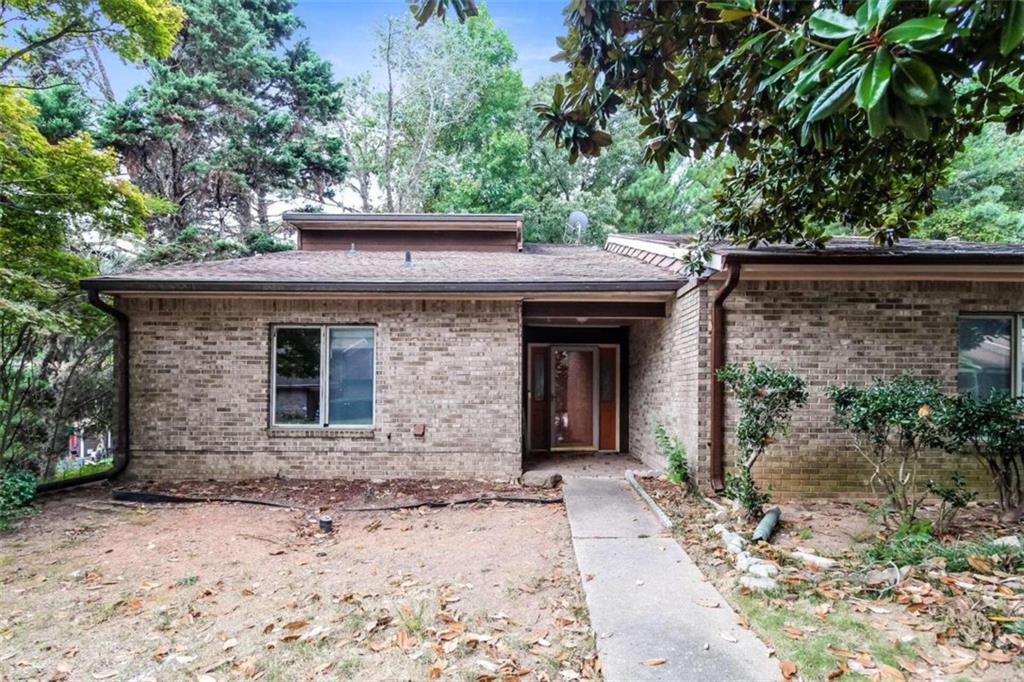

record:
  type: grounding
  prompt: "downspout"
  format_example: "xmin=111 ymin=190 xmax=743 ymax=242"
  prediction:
xmin=36 ymin=290 xmax=130 ymax=492
xmin=709 ymin=260 xmax=741 ymax=493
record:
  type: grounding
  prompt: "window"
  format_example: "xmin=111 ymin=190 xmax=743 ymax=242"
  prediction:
xmin=958 ymin=315 xmax=1021 ymax=398
xmin=272 ymin=326 xmax=375 ymax=427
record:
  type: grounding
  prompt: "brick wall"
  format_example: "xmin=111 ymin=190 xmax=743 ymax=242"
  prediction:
xmin=717 ymin=279 xmax=1024 ymax=498
xmin=628 ymin=285 xmax=706 ymax=475
xmin=120 ymin=297 xmax=523 ymax=480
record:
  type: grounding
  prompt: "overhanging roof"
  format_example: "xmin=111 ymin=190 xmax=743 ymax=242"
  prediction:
xmin=81 ymin=244 xmax=683 ymax=296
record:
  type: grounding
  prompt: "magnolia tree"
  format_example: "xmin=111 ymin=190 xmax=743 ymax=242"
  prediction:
xmin=718 ymin=363 xmax=808 ymax=517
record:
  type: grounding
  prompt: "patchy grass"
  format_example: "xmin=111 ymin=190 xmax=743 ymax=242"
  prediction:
xmin=736 ymin=595 xmax=915 ymax=680
xmin=864 ymin=533 xmax=1024 ymax=573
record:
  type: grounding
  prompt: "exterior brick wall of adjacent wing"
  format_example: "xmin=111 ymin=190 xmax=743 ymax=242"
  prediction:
xmin=716 ymin=279 xmax=1024 ymax=498
xmin=120 ymin=297 xmax=522 ymax=480
xmin=628 ymin=285 xmax=707 ymax=477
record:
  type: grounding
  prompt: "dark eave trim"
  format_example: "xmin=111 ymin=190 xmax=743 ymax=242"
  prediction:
xmin=719 ymin=252 xmax=1024 ymax=266
xmin=79 ymin=279 xmax=683 ymax=294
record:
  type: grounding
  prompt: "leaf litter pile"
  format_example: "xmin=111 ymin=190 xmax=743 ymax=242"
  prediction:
xmin=640 ymin=477 xmax=1024 ymax=681
xmin=0 ymin=482 xmax=598 ymax=681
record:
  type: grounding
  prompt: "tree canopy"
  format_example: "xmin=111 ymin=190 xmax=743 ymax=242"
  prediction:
xmin=422 ymin=0 xmax=1024 ymax=252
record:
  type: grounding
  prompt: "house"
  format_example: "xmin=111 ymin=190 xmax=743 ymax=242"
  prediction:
xmin=81 ymin=214 xmax=1024 ymax=496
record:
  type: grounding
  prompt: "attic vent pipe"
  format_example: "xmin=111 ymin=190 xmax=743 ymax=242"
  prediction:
xmin=403 ymin=250 xmax=413 ymax=268
xmin=347 ymin=242 xmax=356 ymax=256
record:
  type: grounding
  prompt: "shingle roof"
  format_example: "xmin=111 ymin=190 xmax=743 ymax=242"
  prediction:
xmin=81 ymin=244 xmax=684 ymax=294
xmin=610 ymin=233 xmax=1024 ymax=265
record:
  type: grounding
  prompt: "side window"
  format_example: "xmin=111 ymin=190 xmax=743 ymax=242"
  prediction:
xmin=273 ymin=327 xmax=322 ymax=425
xmin=958 ymin=316 xmax=1014 ymax=398
xmin=272 ymin=326 xmax=376 ymax=427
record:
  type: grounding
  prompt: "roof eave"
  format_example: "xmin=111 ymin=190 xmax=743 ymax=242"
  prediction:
xmin=79 ymin=279 xmax=683 ymax=295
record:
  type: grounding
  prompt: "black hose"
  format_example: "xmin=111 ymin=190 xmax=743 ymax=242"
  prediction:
xmin=111 ymin=490 xmax=563 ymax=512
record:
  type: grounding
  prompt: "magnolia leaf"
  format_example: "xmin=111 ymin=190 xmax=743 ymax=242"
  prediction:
xmin=892 ymin=57 xmax=939 ymax=106
xmin=807 ymin=67 xmax=862 ymax=122
xmin=890 ymin=100 xmax=930 ymax=140
xmin=809 ymin=10 xmax=860 ymax=39
xmin=866 ymin=0 xmax=897 ymax=28
xmin=719 ymin=8 xmax=751 ymax=22
xmin=1002 ymin=0 xmax=1024 ymax=56
xmin=856 ymin=49 xmax=893 ymax=110
xmin=883 ymin=17 xmax=947 ymax=44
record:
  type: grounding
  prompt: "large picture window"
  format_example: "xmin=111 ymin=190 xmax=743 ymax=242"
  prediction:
xmin=272 ymin=326 xmax=375 ymax=427
xmin=958 ymin=315 xmax=1021 ymax=398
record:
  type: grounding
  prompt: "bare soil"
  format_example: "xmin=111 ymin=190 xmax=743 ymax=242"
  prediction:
xmin=0 ymin=481 xmax=598 ymax=682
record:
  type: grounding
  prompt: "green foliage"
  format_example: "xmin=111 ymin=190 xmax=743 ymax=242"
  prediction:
xmin=423 ymin=1 xmax=1024 ymax=252
xmin=654 ymin=422 xmax=688 ymax=485
xmin=927 ymin=472 xmax=978 ymax=535
xmin=141 ymin=226 xmax=293 ymax=266
xmin=828 ymin=376 xmax=946 ymax=525
xmin=45 ymin=457 xmax=114 ymax=483
xmin=0 ymin=470 xmax=37 ymax=531
xmin=865 ymin=530 xmax=1024 ymax=573
xmin=718 ymin=362 xmax=808 ymax=516
xmin=27 ymin=83 xmax=92 ymax=142
xmin=933 ymin=393 xmax=1024 ymax=515
xmin=97 ymin=0 xmax=347 ymax=237
xmin=725 ymin=469 xmax=771 ymax=519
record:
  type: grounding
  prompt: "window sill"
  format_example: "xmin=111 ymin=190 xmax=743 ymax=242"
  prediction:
xmin=268 ymin=427 xmax=376 ymax=439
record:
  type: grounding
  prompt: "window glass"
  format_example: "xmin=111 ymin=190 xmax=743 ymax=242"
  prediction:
xmin=958 ymin=316 xmax=1013 ymax=397
xmin=274 ymin=328 xmax=321 ymax=425
xmin=328 ymin=328 xmax=374 ymax=426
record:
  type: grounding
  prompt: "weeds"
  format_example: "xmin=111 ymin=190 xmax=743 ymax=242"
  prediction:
xmin=865 ymin=530 xmax=1024 ymax=573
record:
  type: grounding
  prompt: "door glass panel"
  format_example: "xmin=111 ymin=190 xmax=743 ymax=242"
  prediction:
xmin=328 ymin=328 xmax=375 ymax=426
xmin=958 ymin=316 xmax=1013 ymax=397
xmin=274 ymin=328 xmax=321 ymax=425
xmin=531 ymin=349 xmax=546 ymax=400
xmin=551 ymin=348 xmax=595 ymax=449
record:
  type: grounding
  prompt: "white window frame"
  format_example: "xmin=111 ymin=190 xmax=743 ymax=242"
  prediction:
xmin=958 ymin=313 xmax=1022 ymax=398
xmin=270 ymin=324 xmax=376 ymax=429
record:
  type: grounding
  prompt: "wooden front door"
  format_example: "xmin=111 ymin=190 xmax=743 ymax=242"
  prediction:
xmin=528 ymin=343 xmax=618 ymax=453
xmin=550 ymin=346 xmax=597 ymax=450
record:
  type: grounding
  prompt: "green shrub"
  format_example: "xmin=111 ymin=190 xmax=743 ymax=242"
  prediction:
xmin=927 ymin=471 xmax=977 ymax=535
xmin=654 ymin=422 xmax=688 ymax=485
xmin=933 ymin=393 xmax=1024 ymax=519
xmin=828 ymin=375 xmax=946 ymax=527
xmin=718 ymin=362 xmax=808 ymax=517
xmin=0 ymin=470 xmax=37 ymax=530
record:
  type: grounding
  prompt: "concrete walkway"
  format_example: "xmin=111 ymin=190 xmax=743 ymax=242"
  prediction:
xmin=563 ymin=478 xmax=777 ymax=682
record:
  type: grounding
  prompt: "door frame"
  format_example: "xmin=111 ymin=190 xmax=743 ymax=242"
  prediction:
xmin=527 ymin=343 xmax=620 ymax=453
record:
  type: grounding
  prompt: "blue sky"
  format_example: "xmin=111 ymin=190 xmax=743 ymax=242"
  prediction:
xmin=104 ymin=0 xmax=568 ymax=97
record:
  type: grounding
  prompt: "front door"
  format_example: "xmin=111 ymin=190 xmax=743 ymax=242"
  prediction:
xmin=550 ymin=346 xmax=598 ymax=451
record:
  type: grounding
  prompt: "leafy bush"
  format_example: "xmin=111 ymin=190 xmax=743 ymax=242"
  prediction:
xmin=654 ymin=422 xmax=688 ymax=485
xmin=933 ymin=393 xmax=1024 ymax=519
xmin=718 ymin=362 xmax=808 ymax=517
xmin=828 ymin=376 xmax=945 ymax=526
xmin=0 ymin=470 xmax=36 ymax=530
xmin=927 ymin=472 xmax=978 ymax=535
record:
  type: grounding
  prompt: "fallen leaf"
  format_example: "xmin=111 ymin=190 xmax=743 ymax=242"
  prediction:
xmin=283 ymin=620 xmax=307 ymax=630
xmin=720 ymin=632 xmax=737 ymax=643
xmin=967 ymin=555 xmax=993 ymax=574
xmin=878 ymin=663 xmax=905 ymax=681
xmin=396 ymin=629 xmax=417 ymax=650
xmin=736 ymin=615 xmax=750 ymax=629
xmin=696 ymin=598 xmax=719 ymax=609
xmin=641 ymin=658 xmax=667 ymax=666
xmin=222 ymin=638 xmax=237 ymax=651
xmin=92 ymin=672 xmax=118 ymax=680
xmin=827 ymin=659 xmax=849 ymax=680
xmin=151 ymin=646 xmax=169 ymax=662
xmin=978 ymin=649 xmax=1012 ymax=663
xmin=780 ymin=659 xmax=798 ymax=680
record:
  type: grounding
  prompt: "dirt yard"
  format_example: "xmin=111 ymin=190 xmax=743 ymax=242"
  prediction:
xmin=640 ymin=477 xmax=1024 ymax=682
xmin=0 ymin=481 xmax=598 ymax=681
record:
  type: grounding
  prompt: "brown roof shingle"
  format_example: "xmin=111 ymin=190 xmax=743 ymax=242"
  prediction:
xmin=82 ymin=244 xmax=684 ymax=294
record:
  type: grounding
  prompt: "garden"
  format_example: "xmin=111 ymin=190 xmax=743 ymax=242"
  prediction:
xmin=642 ymin=364 xmax=1024 ymax=681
